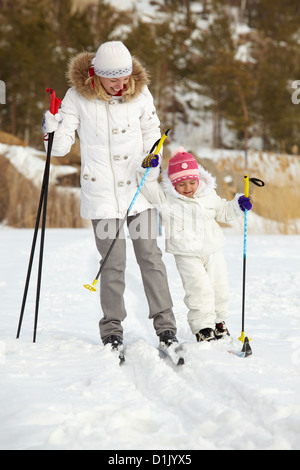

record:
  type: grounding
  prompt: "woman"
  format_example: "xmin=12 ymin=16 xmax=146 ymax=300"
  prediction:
xmin=42 ymin=41 xmax=177 ymax=352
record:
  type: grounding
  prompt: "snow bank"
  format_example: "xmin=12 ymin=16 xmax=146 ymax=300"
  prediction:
xmin=0 ymin=143 xmax=77 ymax=187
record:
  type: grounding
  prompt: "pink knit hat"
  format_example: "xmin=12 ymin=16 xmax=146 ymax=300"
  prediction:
xmin=168 ymin=147 xmax=199 ymax=186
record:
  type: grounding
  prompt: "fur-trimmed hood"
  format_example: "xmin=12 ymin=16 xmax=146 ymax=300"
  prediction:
xmin=67 ymin=51 xmax=150 ymax=102
xmin=161 ymin=164 xmax=217 ymax=200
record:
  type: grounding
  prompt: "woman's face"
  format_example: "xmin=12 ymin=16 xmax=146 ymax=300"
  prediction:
xmin=100 ymin=75 xmax=130 ymax=95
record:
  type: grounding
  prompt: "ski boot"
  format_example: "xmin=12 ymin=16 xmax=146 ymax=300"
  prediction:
xmin=214 ymin=321 xmax=230 ymax=340
xmin=196 ymin=328 xmax=216 ymax=342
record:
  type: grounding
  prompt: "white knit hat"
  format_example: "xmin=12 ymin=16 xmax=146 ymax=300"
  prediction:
xmin=93 ymin=41 xmax=132 ymax=78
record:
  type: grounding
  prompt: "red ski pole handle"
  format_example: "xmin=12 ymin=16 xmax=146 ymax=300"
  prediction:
xmin=46 ymin=88 xmax=62 ymax=115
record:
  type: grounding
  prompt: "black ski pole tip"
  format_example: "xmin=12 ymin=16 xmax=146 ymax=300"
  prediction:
xmin=242 ymin=337 xmax=252 ymax=357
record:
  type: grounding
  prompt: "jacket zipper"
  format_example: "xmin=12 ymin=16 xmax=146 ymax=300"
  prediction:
xmin=105 ymin=102 xmax=120 ymax=214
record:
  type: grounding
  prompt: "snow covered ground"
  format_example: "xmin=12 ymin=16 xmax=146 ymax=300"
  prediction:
xmin=1 ymin=225 xmax=300 ymax=450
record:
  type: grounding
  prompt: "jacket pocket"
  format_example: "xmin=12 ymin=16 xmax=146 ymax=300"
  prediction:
xmin=81 ymin=164 xmax=94 ymax=190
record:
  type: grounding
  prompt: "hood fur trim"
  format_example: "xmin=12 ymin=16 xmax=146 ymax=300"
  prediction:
xmin=161 ymin=164 xmax=216 ymax=199
xmin=67 ymin=51 xmax=149 ymax=102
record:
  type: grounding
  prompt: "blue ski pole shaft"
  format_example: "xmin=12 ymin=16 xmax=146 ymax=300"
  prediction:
xmin=239 ymin=175 xmax=250 ymax=343
xmin=84 ymin=129 xmax=170 ymax=291
xmin=128 ymin=167 xmax=150 ymax=212
xmin=89 ymin=168 xmax=150 ymax=287
xmin=238 ymin=176 xmax=265 ymax=351
xmin=241 ymin=208 xmax=248 ymax=335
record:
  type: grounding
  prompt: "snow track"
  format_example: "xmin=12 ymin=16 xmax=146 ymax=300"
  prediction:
xmin=1 ymin=228 xmax=300 ymax=450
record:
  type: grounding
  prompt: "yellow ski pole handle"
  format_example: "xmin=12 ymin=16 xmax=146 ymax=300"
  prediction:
xmin=244 ymin=174 xmax=249 ymax=197
xmin=154 ymin=130 xmax=168 ymax=155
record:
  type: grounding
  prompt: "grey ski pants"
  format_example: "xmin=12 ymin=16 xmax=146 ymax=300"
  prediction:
xmin=92 ymin=209 xmax=176 ymax=343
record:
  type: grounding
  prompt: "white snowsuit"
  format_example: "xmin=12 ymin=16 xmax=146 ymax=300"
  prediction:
xmin=138 ymin=164 xmax=244 ymax=334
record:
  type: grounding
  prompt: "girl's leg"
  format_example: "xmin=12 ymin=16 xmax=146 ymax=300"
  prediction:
xmin=205 ymin=250 xmax=230 ymax=323
xmin=174 ymin=254 xmax=216 ymax=334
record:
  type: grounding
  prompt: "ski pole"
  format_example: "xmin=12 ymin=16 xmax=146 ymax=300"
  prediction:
xmin=16 ymin=88 xmax=61 ymax=342
xmin=238 ymin=175 xmax=264 ymax=356
xmin=238 ymin=175 xmax=250 ymax=353
xmin=84 ymin=129 xmax=170 ymax=292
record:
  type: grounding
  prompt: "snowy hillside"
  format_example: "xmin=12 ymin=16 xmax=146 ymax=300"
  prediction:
xmin=1 ymin=226 xmax=300 ymax=450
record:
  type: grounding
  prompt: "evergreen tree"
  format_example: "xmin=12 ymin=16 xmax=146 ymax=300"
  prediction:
xmin=189 ymin=0 xmax=239 ymax=147
xmin=246 ymin=0 xmax=300 ymax=42
xmin=252 ymin=40 xmax=300 ymax=152
xmin=88 ymin=0 xmax=130 ymax=46
xmin=125 ymin=4 xmax=196 ymax=129
xmin=0 ymin=0 xmax=96 ymax=146
xmin=0 ymin=0 xmax=56 ymax=142
xmin=247 ymin=0 xmax=300 ymax=151
xmin=1 ymin=0 xmax=300 ymax=153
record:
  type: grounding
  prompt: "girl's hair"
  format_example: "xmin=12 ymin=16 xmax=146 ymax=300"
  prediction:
xmin=85 ymin=74 xmax=136 ymax=101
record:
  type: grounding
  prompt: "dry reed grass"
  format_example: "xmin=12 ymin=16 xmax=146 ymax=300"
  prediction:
xmin=1 ymin=139 xmax=300 ymax=233
xmin=0 ymin=154 xmax=85 ymax=228
xmin=196 ymin=150 xmax=300 ymax=234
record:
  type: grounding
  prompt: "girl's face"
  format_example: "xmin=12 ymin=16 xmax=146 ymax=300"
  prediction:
xmin=100 ymin=75 xmax=130 ymax=95
xmin=175 ymin=179 xmax=199 ymax=197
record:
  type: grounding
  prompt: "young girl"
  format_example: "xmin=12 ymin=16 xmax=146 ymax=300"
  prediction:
xmin=139 ymin=147 xmax=253 ymax=342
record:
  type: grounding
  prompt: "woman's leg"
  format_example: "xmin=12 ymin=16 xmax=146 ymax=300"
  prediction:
xmin=128 ymin=210 xmax=176 ymax=337
xmin=92 ymin=219 xmax=127 ymax=343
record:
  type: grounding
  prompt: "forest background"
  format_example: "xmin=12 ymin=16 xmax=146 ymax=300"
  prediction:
xmin=0 ymin=0 xmax=300 ymax=231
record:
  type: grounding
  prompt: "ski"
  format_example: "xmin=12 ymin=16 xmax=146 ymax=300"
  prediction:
xmin=112 ymin=345 xmax=125 ymax=365
xmin=159 ymin=342 xmax=185 ymax=366
xmin=106 ymin=339 xmax=126 ymax=365
xmin=228 ymin=349 xmax=247 ymax=358
xmin=118 ymin=348 xmax=126 ymax=365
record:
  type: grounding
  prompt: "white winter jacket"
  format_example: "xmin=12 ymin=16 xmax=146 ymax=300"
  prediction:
xmin=46 ymin=52 xmax=161 ymax=220
xmin=138 ymin=164 xmax=244 ymax=256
